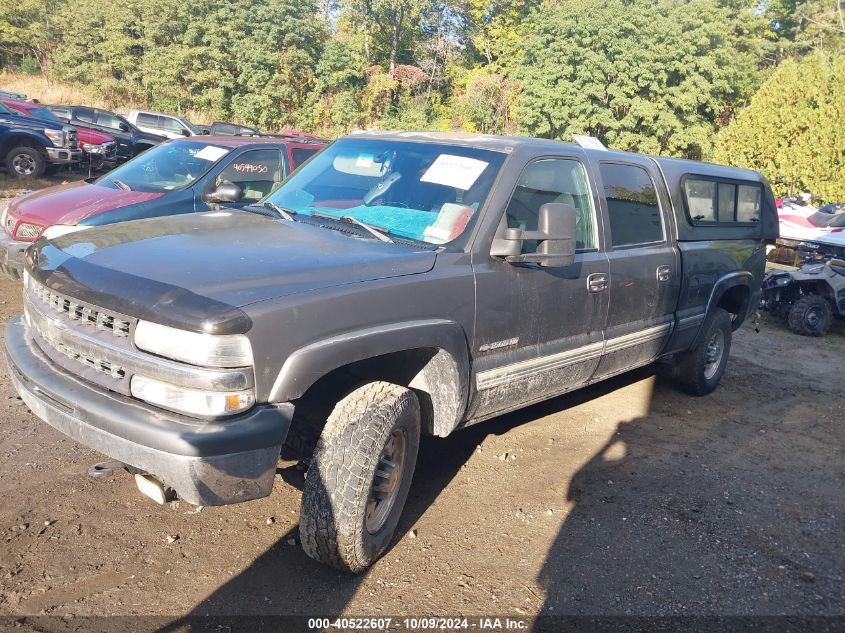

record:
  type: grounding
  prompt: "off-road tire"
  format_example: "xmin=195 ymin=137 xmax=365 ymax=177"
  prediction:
xmin=300 ymin=381 xmax=420 ymax=573
xmin=672 ymin=307 xmax=732 ymax=396
xmin=787 ymin=295 xmax=832 ymax=337
xmin=6 ymin=146 xmax=46 ymax=178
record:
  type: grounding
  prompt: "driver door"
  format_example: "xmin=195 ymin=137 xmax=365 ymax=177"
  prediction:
xmin=468 ymin=156 xmax=609 ymax=422
xmin=200 ymin=148 xmax=284 ymax=209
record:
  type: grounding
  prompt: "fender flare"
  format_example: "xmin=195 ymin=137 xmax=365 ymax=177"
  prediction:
xmin=269 ymin=319 xmax=471 ymax=437
xmin=0 ymin=130 xmax=49 ymax=155
xmin=693 ymin=271 xmax=752 ymax=346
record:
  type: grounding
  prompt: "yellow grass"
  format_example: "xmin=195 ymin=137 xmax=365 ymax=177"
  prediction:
xmin=0 ymin=71 xmax=214 ymax=123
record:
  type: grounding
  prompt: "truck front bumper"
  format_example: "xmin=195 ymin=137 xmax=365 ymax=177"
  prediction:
xmin=45 ymin=147 xmax=83 ymax=164
xmin=4 ymin=317 xmax=293 ymax=506
xmin=0 ymin=230 xmax=27 ymax=281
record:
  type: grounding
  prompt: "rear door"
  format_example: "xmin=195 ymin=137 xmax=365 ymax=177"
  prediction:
xmin=286 ymin=144 xmax=321 ymax=173
xmin=592 ymin=159 xmax=679 ymax=379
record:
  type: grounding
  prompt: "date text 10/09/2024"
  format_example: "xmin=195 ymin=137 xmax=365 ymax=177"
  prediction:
xmin=307 ymin=618 xmax=529 ymax=630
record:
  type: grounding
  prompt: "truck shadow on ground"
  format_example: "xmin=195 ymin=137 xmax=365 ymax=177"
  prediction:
xmin=155 ymin=368 xmax=660 ymax=631
xmin=157 ymin=357 xmax=834 ymax=631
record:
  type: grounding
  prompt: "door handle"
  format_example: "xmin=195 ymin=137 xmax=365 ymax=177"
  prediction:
xmin=587 ymin=273 xmax=609 ymax=293
xmin=656 ymin=265 xmax=671 ymax=282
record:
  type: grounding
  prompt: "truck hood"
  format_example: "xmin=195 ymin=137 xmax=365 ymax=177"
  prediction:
xmin=76 ymin=127 xmax=114 ymax=145
xmin=8 ymin=181 xmax=164 ymax=228
xmin=29 ymin=210 xmax=437 ymax=334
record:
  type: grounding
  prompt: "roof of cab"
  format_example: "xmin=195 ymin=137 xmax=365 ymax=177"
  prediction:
xmin=173 ymin=135 xmax=326 ymax=148
xmin=343 ymin=130 xmax=765 ymax=182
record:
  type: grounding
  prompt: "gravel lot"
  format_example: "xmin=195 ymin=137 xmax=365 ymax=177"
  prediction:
xmin=0 ymin=183 xmax=842 ymax=631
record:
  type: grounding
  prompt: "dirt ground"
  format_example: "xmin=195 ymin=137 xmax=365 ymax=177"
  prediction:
xmin=0 ymin=182 xmax=842 ymax=631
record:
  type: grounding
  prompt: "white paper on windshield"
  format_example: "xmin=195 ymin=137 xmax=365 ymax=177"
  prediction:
xmin=356 ymin=154 xmax=374 ymax=168
xmin=420 ymin=154 xmax=488 ymax=191
xmin=194 ymin=146 xmax=230 ymax=162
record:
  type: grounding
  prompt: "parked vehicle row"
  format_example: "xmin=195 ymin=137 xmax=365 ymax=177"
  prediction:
xmin=0 ymin=100 xmax=82 ymax=177
xmin=2 ymin=98 xmax=116 ymax=169
xmin=47 ymin=105 xmax=166 ymax=163
xmin=0 ymin=92 xmax=302 ymax=178
xmin=2 ymin=130 xmax=778 ymax=574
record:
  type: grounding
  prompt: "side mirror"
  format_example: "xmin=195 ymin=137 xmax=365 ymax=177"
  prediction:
xmin=490 ymin=203 xmax=577 ymax=267
xmin=203 ymin=182 xmax=243 ymax=204
xmin=180 ymin=129 xmax=191 ymax=137
xmin=119 ymin=122 xmax=130 ymax=132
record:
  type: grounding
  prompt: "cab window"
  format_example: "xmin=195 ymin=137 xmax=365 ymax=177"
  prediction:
xmin=505 ymin=158 xmax=596 ymax=254
xmin=75 ymin=108 xmax=95 ymax=123
xmin=137 ymin=113 xmax=161 ymax=129
xmin=96 ymin=111 xmax=125 ymax=130
xmin=600 ymin=162 xmax=663 ymax=247
xmin=215 ymin=149 xmax=282 ymax=202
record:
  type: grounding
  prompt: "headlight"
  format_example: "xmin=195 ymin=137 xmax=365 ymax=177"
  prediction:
xmin=82 ymin=143 xmax=106 ymax=154
xmin=775 ymin=275 xmax=792 ymax=286
xmin=134 ymin=320 xmax=253 ymax=368
xmin=15 ymin=223 xmax=44 ymax=239
xmin=131 ymin=375 xmax=254 ymax=416
xmin=41 ymin=224 xmax=90 ymax=240
xmin=44 ymin=128 xmax=66 ymax=148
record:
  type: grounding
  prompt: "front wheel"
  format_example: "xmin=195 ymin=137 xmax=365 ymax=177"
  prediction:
xmin=300 ymin=381 xmax=420 ymax=573
xmin=6 ymin=146 xmax=46 ymax=178
xmin=672 ymin=308 xmax=732 ymax=396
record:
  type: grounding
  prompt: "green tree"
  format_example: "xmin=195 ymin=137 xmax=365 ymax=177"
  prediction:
xmin=714 ymin=53 xmax=845 ymax=200
xmin=0 ymin=0 xmax=61 ymax=73
xmin=505 ymin=0 xmax=763 ymax=158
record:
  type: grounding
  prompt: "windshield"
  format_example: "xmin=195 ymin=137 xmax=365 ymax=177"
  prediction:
xmin=94 ymin=140 xmax=230 ymax=192
xmin=262 ymin=138 xmax=506 ymax=245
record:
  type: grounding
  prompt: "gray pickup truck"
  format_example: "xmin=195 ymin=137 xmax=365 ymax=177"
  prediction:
xmin=4 ymin=131 xmax=777 ymax=573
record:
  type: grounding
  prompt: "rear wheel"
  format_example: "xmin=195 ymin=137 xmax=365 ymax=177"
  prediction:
xmin=672 ymin=308 xmax=732 ymax=396
xmin=6 ymin=146 xmax=46 ymax=178
xmin=787 ymin=295 xmax=832 ymax=337
xmin=299 ymin=381 xmax=420 ymax=573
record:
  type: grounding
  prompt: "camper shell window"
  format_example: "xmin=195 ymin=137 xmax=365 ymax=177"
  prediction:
xmin=682 ymin=175 xmax=762 ymax=225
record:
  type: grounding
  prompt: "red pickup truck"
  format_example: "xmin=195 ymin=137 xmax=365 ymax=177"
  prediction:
xmin=1 ymin=98 xmax=117 ymax=169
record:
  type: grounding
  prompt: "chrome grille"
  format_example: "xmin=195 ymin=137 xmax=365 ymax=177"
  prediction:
xmin=32 ymin=282 xmax=132 ymax=337
xmin=49 ymin=337 xmax=126 ymax=380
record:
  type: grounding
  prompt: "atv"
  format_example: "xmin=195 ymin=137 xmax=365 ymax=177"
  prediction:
xmin=761 ymin=260 xmax=845 ymax=336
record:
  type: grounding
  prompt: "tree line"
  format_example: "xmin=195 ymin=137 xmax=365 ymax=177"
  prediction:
xmin=1 ymin=0 xmax=843 ymax=197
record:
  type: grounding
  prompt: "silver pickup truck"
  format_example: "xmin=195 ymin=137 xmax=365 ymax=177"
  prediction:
xmin=4 ymin=131 xmax=778 ymax=572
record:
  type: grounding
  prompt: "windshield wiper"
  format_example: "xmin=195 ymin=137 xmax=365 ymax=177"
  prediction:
xmin=263 ymin=202 xmax=297 ymax=222
xmin=311 ymin=211 xmax=394 ymax=243
xmin=110 ymin=178 xmax=131 ymax=191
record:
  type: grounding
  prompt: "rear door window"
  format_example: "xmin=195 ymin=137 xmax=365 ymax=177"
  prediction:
xmin=75 ymin=108 xmax=95 ymax=123
xmin=215 ymin=149 xmax=283 ymax=202
xmin=599 ymin=162 xmax=663 ymax=247
xmin=137 ymin=113 xmax=161 ymax=128
xmin=290 ymin=147 xmax=320 ymax=170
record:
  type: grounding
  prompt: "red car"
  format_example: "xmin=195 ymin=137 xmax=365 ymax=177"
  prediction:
xmin=1 ymin=98 xmax=117 ymax=168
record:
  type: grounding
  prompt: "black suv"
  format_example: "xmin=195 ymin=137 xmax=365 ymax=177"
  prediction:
xmin=5 ymin=132 xmax=778 ymax=573
xmin=46 ymin=105 xmax=165 ymax=162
